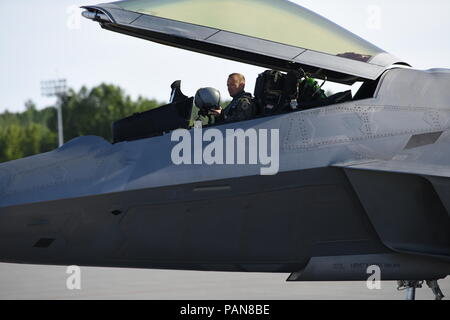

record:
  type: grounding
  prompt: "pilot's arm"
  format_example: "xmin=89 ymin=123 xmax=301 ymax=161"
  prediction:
xmin=209 ymin=95 xmax=254 ymax=123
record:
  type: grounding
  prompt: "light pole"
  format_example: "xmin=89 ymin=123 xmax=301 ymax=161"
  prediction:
xmin=41 ymin=79 xmax=67 ymax=147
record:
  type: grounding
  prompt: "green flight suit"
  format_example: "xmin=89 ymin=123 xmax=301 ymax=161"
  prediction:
xmin=219 ymin=91 xmax=255 ymax=123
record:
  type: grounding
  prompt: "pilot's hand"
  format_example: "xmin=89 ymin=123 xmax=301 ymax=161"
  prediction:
xmin=208 ymin=108 xmax=222 ymax=116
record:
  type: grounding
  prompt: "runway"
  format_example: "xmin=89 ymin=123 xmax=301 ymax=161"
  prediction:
xmin=0 ymin=263 xmax=448 ymax=300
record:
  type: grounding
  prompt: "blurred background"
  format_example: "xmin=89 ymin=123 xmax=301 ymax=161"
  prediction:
xmin=0 ymin=0 xmax=449 ymax=163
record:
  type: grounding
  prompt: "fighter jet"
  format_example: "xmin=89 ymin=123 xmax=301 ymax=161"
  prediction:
xmin=0 ymin=0 xmax=449 ymax=300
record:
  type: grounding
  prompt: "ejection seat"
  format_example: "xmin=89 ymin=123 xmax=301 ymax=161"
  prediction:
xmin=253 ymin=69 xmax=353 ymax=115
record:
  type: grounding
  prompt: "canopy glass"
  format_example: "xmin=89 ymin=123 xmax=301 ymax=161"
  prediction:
xmin=114 ymin=0 xmax=383 ymax=62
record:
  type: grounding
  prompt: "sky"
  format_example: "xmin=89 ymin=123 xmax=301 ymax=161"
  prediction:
xmin=1 ymin=0 xmax=450 ymax=113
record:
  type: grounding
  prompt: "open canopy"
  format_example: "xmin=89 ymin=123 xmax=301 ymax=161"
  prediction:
xmin=82 ymin=0 xmax=407 ymax=84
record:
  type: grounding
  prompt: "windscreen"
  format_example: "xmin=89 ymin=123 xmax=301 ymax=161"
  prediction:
xmin=113 ymin=0 xmax=384 ymax=62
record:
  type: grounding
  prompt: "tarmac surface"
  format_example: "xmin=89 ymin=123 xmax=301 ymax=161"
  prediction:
xmin=0 ymin=263 xmax=449 ymax=300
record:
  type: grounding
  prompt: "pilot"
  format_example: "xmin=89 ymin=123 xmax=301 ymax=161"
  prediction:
xmin=209 ymin=73 xmax=255 ymax=123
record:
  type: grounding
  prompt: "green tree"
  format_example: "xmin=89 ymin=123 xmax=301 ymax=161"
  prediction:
xmin=0 ymin=83 xmax=164 ymax=163
xmin=47 ymin=84 xmax=161 ymax=143
xmin=0 ymin=123 xmax=26 ymax=162
xmin=0 ymin=122 xmax=56 ymax=163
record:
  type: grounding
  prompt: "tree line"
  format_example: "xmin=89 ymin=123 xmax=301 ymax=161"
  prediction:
xmin=0 ymin=84 xmax=162 ymax=163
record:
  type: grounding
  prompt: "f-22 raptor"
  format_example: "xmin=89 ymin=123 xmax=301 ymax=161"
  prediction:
xmin=0 ymin=0 xmax=449 ymax=300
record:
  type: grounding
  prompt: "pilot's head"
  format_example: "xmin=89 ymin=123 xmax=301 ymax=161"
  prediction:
xmin=227 ymin=73 xmax=245 ymax=98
